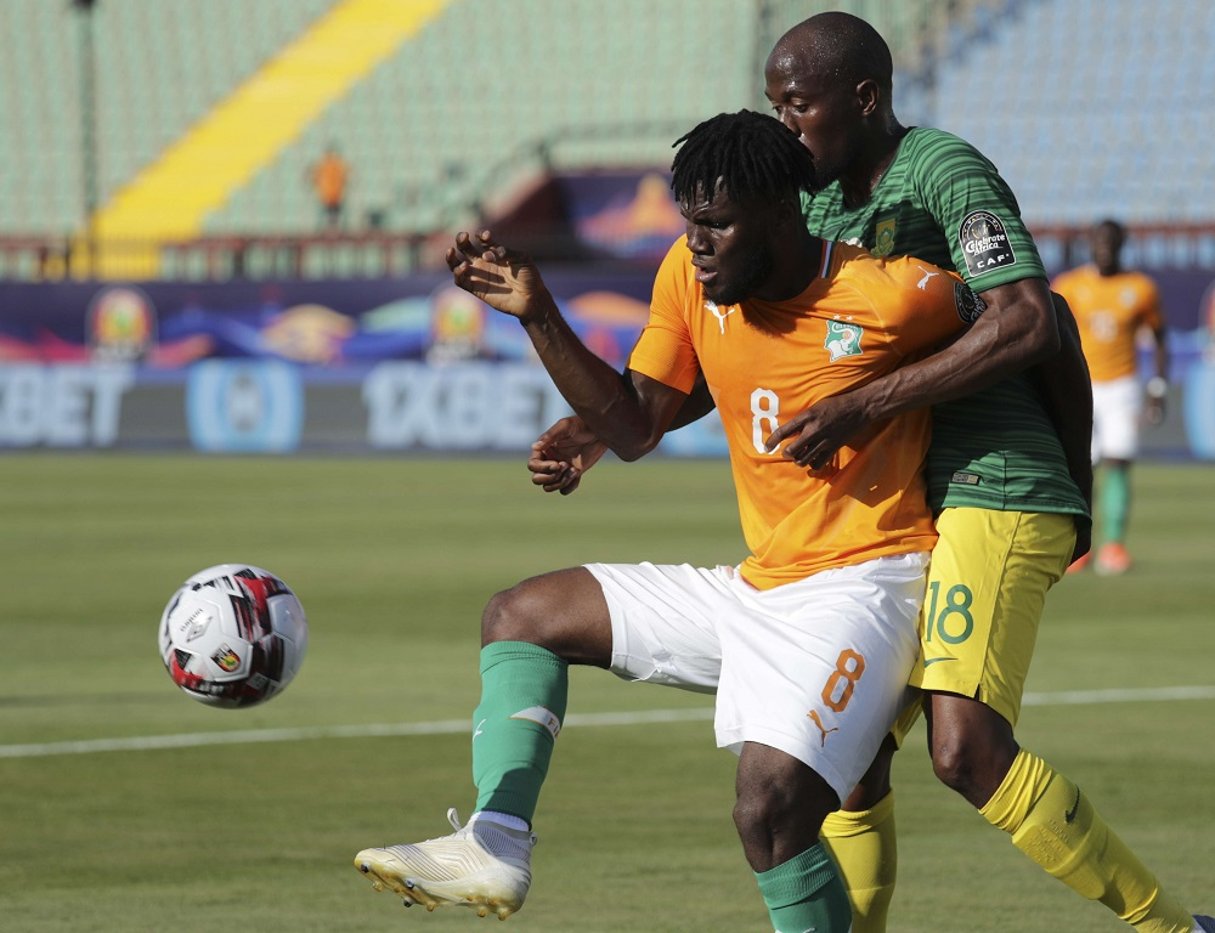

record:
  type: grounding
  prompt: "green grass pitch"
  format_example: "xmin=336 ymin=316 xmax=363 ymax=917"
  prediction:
xmin=0 ymin=454 xmax=1211 ymax=931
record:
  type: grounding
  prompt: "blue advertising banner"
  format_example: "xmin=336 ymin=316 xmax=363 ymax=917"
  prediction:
xmin=0 ymin=272 xmax=1212 ymax=458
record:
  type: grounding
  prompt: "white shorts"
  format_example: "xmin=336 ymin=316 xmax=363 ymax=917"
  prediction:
xmin=584 ymin=553 xmax=928 ymax=801
xmin=1092 ymin=375 xmax=1142 ymax=461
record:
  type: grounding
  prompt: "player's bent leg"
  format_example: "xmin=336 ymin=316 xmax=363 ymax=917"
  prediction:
xmin=925 ymin=692 xmax=1019 ymax=808
xmin=821 ymin=735 xmax=899 ymax=933
xmin=980 ymin=747 xmax=1195 ymax=932
xmin=480 ymin=566 xmax=614 ymax=663
xmin=918 ymin=508 xmax=1196 ymax=930
xmin=355 ymin=568 xmax=614 ymax=918
xmin=736 ymin=742 xmax=852 ymax=933
xmin=475 ymin=568 xmax=612 ymax=823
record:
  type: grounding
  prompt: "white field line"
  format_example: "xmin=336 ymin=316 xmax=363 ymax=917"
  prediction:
xmin=2 ymin=685 xmax=1213 ymax=760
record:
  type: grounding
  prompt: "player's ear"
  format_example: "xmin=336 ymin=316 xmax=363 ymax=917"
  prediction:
xmin=855 ymin=78 xmax=881 ymax=117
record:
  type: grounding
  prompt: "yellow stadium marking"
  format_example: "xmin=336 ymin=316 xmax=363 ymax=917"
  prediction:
xmin=84 ymin=0 xmax=450 ymax=278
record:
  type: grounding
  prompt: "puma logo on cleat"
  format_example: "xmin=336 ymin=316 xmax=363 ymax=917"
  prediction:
xmin=1065 ymin=788 xmax=1081 ymax=824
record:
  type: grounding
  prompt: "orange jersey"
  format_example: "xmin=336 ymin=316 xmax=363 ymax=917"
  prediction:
xmin=312 ymin=155 xmax=349 ymax=207
xmin=1052 ymin=265 xmax=1162 ymax=382
xmin=629 ymin=238 xmax=973 ymax=589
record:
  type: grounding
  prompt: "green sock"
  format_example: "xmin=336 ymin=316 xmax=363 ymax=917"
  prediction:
xmin=1101 ymin=466 xmax=1131 ymax=543
xmin=754 ymin=844 xmax=853 ymax=933
xmin=471 ymin=640 xmax=569 ymax=824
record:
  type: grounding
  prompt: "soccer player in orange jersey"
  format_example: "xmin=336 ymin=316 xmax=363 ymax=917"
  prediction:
xmin=1053 ymin=219 xmax=1169 ymax=575
xmin=352 ymin=111 xmax=982 ymax=931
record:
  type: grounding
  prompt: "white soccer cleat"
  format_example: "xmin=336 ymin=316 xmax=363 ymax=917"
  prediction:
xmin=354 ymin=808 xmax=535 ymax=920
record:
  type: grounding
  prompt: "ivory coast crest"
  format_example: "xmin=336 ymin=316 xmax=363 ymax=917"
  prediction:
xmin=825 ymin=319 xmax=864 ymax=361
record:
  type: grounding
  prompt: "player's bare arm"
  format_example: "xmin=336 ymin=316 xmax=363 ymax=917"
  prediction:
xmin=448 ymin=230 xmax=687 ymax=460
xmin=1029 ymin=293 xmax=1094 ymax=559
xmin=527 ymin=372 xmax=713 ymax=495
xmin=765 ymin=276 xmax=1059 ymax=468
xmin=1032 ymin=294 xmax=1095 ymax=505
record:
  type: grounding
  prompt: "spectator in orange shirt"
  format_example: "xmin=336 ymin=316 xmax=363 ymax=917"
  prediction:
xmin=308 ymin=144 xmax=350 ymax=231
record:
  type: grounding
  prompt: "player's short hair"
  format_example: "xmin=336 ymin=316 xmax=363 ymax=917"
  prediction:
xmin=779 ymin=12 xmax=894 ymax=93
xmin=670 ymin=110 xmax=814 ymax=208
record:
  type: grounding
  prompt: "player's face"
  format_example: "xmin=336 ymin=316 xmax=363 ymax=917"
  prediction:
xmin=1090 ymin=224 xmax=1124 ymax=274
xmin=764 ymin=56 xmax=862 ymax=190
xmin=681 ymin=183 xmax=776 ymax=307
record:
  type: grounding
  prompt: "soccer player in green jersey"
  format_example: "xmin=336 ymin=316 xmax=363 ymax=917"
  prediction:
xmin=528 ymin=11 xmax=1209 ymax=933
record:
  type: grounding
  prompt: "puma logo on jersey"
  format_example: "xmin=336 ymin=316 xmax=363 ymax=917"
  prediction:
xmin=807 ymin=709 xmax=840 ymax=747
xmin=706 ymin=301 xmax=736 ymax=334
xmin=916 ymin=267 xmax=940 ymax=290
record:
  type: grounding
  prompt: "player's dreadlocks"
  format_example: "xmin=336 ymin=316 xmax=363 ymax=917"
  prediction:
xmin=670 ymin=110 xmax=815 ymax=209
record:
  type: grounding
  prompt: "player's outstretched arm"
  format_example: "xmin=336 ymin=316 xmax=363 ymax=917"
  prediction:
xmin=448 ymin=230 xmax=686 ymax=460
xmin=765 ymin=277 xmax=1060 ymax=468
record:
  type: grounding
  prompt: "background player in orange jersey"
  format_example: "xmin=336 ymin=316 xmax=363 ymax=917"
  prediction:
xmin=353 ymin=111 xmax=984 ymax=932
xmin=1053 ymin=219 xmax=1169 ymax=576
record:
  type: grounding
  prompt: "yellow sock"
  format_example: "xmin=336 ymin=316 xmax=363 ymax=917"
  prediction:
xmin=980 ymin=749 xmax=1192 ymax=932
xmin=820 ymin=791 xmax=897 ymax=933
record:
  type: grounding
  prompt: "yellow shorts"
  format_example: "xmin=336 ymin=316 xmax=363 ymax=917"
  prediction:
xmin=893 ymin=507 xmax=1075 ymax=741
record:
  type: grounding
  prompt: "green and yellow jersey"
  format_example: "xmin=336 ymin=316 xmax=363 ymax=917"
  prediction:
xmin=803 ymin=127 xmax=1088 ymax=519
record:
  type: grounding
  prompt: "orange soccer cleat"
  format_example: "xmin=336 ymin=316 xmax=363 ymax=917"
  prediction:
xmin=1095 ymin=542 xmax=1133 ymax=576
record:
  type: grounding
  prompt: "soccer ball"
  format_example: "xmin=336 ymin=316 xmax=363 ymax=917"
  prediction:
xmin=158 ymin=564 xmax=308 ymax=708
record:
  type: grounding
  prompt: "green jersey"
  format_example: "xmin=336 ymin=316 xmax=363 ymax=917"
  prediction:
xmin=804 ymin=127 xmax=1087 ymax=518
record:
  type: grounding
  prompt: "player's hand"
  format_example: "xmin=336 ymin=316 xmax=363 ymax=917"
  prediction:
xmin=764 ymin=393 xmax=869 ymax=470
xmin=446 ymin=230 xmax=550 ymax=321
xmin=1144 ymin=395 xmax=1166 ymax=426
xmin=528 ymin=416 xmax=608 ymax=495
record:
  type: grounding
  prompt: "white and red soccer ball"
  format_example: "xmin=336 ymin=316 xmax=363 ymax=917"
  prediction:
xmin=158 ymin=564 xmax=308 ymax=709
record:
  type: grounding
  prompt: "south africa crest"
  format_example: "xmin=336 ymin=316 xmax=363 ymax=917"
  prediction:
xmin=825 ymin=319 xmax=863 ymax=361
xmin=873 ymin=216 xmax=897 ymax=257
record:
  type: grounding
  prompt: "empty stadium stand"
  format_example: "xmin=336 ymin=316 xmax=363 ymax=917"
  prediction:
xmin=0 ymin=0 xmax=1211 ymax=280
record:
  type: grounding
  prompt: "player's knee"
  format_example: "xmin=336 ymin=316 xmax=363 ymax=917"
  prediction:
xmin=481 ymin=582 xmax=546 ymax=645
xmin=733 ymin=782 xmax=796 ymax=843
xmin=930 ymin=730 xmax=1017 ymax=805
xmin=930 ymin=734 xmax=976 ymax=795
xmin=733 ymin=775 xmax=830 ymax=844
